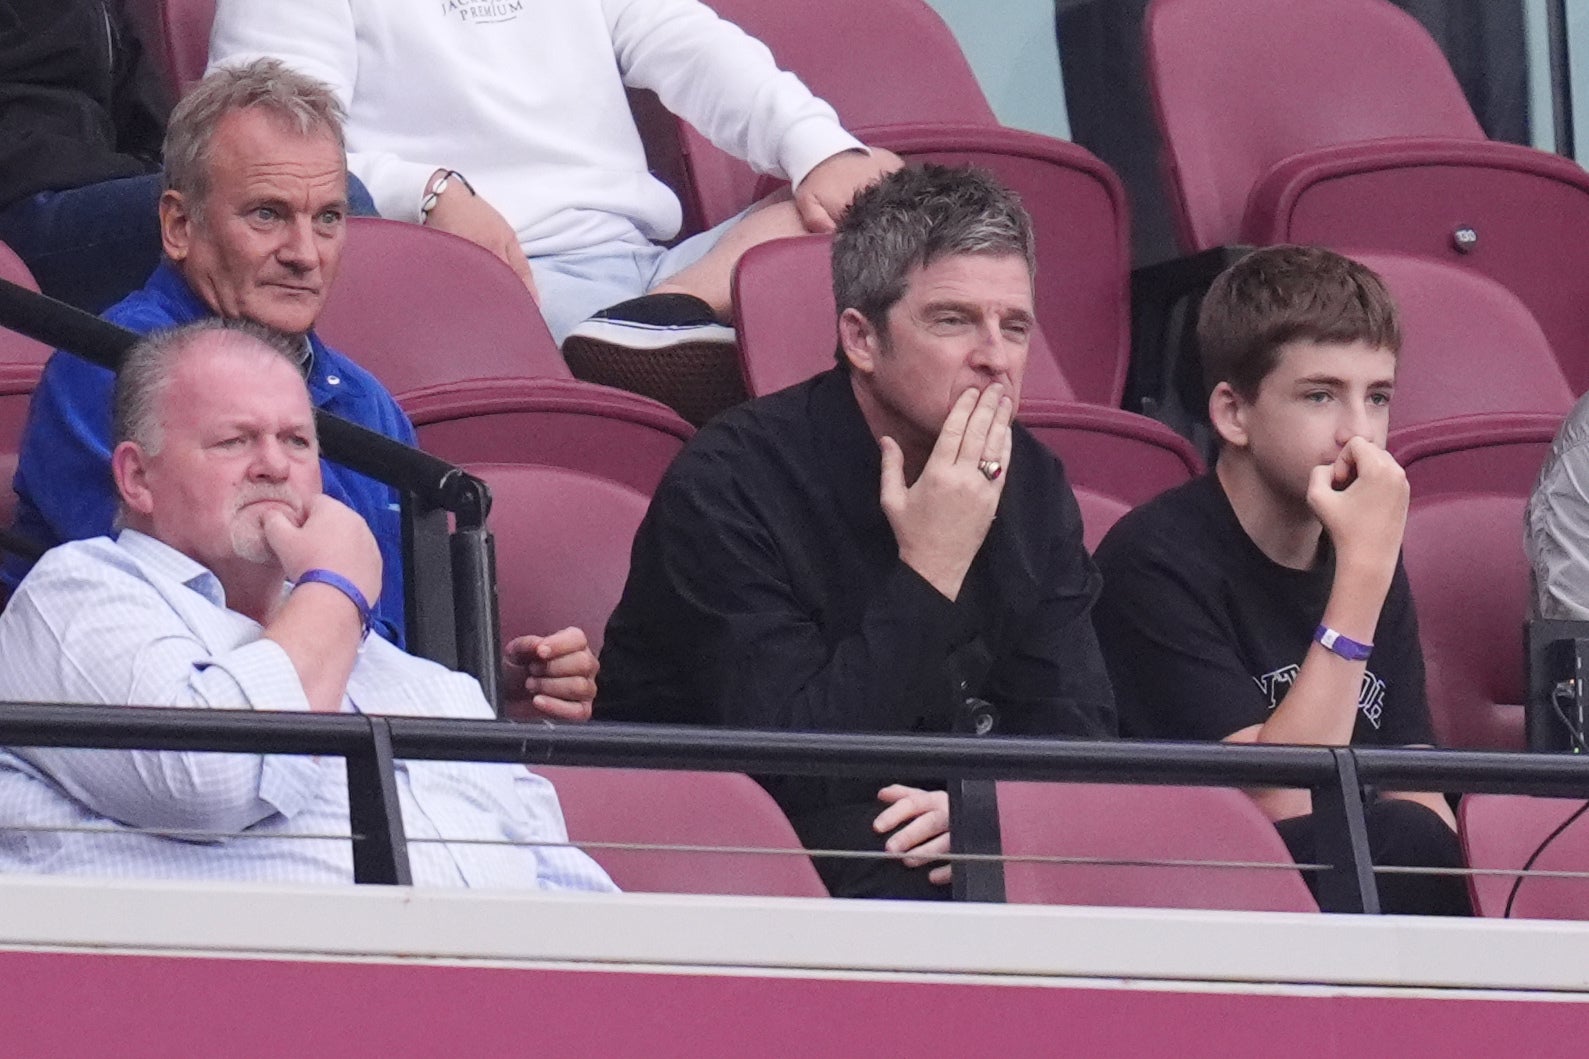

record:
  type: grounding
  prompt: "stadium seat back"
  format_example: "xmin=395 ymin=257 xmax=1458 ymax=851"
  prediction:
xmin=126 ymin=0 xmax=217 ymax=100
xmin=1144 ymin=0 xmax=1482 ymax=251
xmin=998 ymin=781 xmax=1319 ymax=912
xmin=1400 ymin=491 xmax=1529 ymax=750
xmin=532 ymin=765 xmax=829 ymax=898
xmin=465 ymin=463 xmax=647 ymax=668
xmin=319 ymin=219 xmax=693 ymax=495
xmin=1460 ymin=794 xmax=1589 ymax=920
xmin=1016 ymin=401 xmax=1203 ymax=551
xmin=0 ymin=243 xmax=50 ymax=534
xmin=1353 ymin=251 xmax=1574 ymax=431
xmin=680 ymin=0 xmax=996 ymax=230
xmin=1246 ymin=143 xmax=1589 ymax=395
xmin=1389 ymin=413 xmax=1562 ymax=502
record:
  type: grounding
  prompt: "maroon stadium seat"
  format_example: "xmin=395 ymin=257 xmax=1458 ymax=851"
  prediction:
xmin=1460 ymin=794 xmax=1589 ymax=920
xmin=0 ymin=243 xmax=50 ymax=535
xmin=533 ymin=765 xmax=829 ymax=897
xmin=1389 ymin=413 xmax=1563 ymax=501
xmin=1145 ymin=0 xmax=1589 ymax=394
xmin=465 ymin=463 xmax=648 ymax=666
xmin=998 ymin=781 xmax=1318 ymax=912
xmin=1400 ymin=491 xmax=1530 ymax=750
xmin=317 ymin=219 xmax=693 ymax=496
xmin=1356 ymin=251 xmax=1575 ymax=431
xmin=682 ymin=0 xmax=997 ymax=232
xmin=125 ymin=0 xmax=217 ymax=100
xmin=1144 ymin=0 xmax=1481 ymax=253
xmin=732 ymin=234 xmax=1201 ymax=543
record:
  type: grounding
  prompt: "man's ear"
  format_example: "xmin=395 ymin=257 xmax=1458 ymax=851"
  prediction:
xmin=112 ymin=440 xmax=156 ymax=519
xmin=838 ymin=307 xmax=883 ymax=376
xmin=159 ymin=189 xmax=193 ymax=263
xmin=1208 ymin=381 xmax=1251 ymax=449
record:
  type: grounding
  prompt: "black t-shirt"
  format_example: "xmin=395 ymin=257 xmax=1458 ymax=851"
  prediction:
xmin=597 ymin=368 xmax=1116 ymax=822
xmin=1093 ymin=473 xmax=1433 ymax=747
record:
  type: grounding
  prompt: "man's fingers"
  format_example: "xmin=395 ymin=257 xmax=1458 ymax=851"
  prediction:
xmin=794 ymin=190 xmax=837 ymax=234
xmin=928 ymin=863 xmax=952 ymax=886
xmin=529 ymin=694 xmax=593 ymax=723
xmin=525 ymin=651 xmax=599 ymax=679
xmin=885 ymin=811 xmax=949 ymax=856
xmin=532 ymin=626 xmax=589 ymax=661
xmin=503 ymin=634 xmax=542 ymax=664
xmin=956 ymin=383 xmax=1004 ymax=464
xmin=258 ymin=508 xmax=297 ymax=551
xmin=524 ymin=674 xmax=597 ymax=703
xmin=928 ymin=387 xmax=980 ymax=466
xmin=872 ymin=795 xmax=917 ymax=835
xmin=898 ymin=830 xmax=951 ymax=867
xmin=879 ymin=436 xmax=907 ymax=512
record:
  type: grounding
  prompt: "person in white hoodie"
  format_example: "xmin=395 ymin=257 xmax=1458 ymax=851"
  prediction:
xmin=206 ymin=0 xmax=902 ymax=359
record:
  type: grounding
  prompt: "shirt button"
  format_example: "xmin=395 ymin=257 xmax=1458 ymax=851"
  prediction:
xmin=327 ymin=375 xmax=341 ymax=386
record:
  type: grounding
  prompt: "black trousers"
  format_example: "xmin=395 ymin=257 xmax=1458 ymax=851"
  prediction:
xmin=1275 ymin=797 xmax=1472 ymax=916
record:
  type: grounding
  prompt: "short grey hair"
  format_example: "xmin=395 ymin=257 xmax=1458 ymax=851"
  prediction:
xmin=163 ymin=58 xmax=347 ymax=215
xmin=832 ymin=163 xmax=1036 ymax=349
xmin=114 ymin=318 xmax=307 ymax=456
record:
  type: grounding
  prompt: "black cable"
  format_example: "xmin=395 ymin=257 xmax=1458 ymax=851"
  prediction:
xmin=1503 ymin=798 xmax=1589 ymax=918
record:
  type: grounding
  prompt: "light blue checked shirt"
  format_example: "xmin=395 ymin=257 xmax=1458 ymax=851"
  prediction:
xmin=0 ymin=531 xmax=615 ymax=892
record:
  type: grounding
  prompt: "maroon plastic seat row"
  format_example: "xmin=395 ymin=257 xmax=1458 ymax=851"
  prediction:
xmin=317 ymin=219 xmax=695 ymax=496
xmin=1144 ymin=0 xmax=1589 ymax=394
xmin=0 ymin=242 xmax=51 ymax=535
xmin=1400 ymin=489 xmax=1532 ymax=751
xmin=1461 ymin=794 xmax=1589 ymax=920
xmin=684 ymin=0 xmax=998 ymax=233
xmin=999 ymin=781 xmax=1319 ymax=913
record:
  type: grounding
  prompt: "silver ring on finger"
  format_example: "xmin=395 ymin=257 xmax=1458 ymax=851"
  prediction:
xmin=977 ymin=459 xmax=1003 ymax=482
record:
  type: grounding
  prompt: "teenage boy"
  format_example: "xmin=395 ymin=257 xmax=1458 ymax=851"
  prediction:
xmin=1092 ymin=245 xmax=1469 ymax=916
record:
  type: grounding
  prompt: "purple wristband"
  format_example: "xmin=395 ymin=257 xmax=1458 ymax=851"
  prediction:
xmin=1314 ymin=624 xmax=1372 ymax=662
xmin=295 ymin=569 xmax=372 ymax=639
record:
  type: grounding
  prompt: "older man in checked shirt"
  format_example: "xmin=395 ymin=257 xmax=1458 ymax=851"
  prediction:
xmin=0 ymin=318 xmax=613 ymax=891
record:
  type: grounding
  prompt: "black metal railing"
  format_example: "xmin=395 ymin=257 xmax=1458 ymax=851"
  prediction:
xmin=6 ymin=702 xmax=1589 ymax=914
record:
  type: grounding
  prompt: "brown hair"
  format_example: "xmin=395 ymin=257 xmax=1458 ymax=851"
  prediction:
xmin=1198 ymin=245 xmax=1401 ymax=399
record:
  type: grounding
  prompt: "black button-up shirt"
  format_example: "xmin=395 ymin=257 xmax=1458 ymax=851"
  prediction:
xmin=597 ymin=369 xmax=1116 ymax=847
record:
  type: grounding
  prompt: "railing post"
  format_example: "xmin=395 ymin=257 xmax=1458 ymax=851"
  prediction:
xmin=346 ymin=717 xmax=412 ymax=885
xmin=1312 ymin=749 xmax=1379 ymax=914
xmin=949 ymin=777 xmax=1005 ymax=902
xmin=402 ymin=495 xmax=457 ymax=670
xmin=451 ymin=524 xmax=501 ymax=712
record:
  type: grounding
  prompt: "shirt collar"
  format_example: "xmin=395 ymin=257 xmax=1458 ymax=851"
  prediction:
xmin=114 ymin=528 xmax=226 ymax=607
xmin=147 ymin=262 xmax=362 ymax=400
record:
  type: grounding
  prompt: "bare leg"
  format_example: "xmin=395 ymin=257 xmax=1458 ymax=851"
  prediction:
xmin=649 ymin=189 xmax=805 ymax=321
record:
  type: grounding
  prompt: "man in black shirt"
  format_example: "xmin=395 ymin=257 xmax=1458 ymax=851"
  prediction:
xmin=1093 ymin=245 xmax=1468 ymax=915
xmin=597 ymin=165 xmax=1115 ymax=899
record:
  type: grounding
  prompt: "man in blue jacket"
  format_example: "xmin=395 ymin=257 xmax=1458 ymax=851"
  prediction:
xmin=8 ymin=59 xmax=597 ymax=720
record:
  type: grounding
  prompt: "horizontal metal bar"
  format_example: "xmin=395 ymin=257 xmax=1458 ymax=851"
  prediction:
xmin=0 ymin=702 xmax=377 ymax=756
xmin=388 ymin=718 xmax=1340 ymax=786
xmin=0 ymin=703 xmax=1581 ymax=794
xmin=1349 ymin=745 xmax=1589 ymax=799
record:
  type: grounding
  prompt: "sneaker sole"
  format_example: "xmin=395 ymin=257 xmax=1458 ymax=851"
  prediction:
xmin=562 ymin=334 xmax=748 ymax=426
xmin=563 ymin=318 xmax=737 ymax=351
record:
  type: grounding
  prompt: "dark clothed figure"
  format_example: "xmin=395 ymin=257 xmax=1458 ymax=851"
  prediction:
xmin=1095 ymin=473 xmax=1468 ymax=915
xmin=598 ymin=368 xmax=1116 ymax=899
